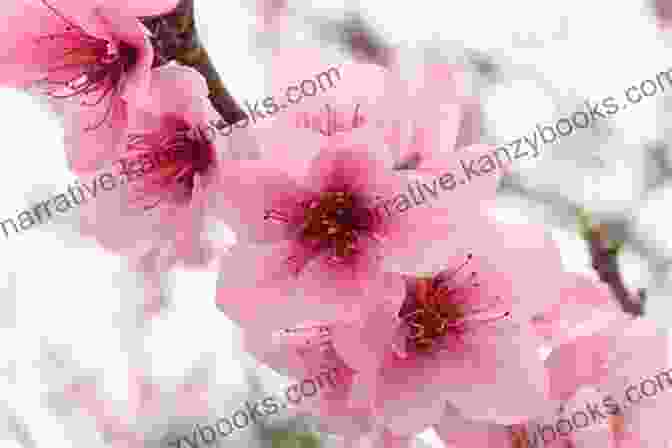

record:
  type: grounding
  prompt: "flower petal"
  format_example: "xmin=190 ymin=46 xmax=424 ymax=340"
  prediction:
xmin=102 ymin=0 xmax=179 ymax=16
xmin=434 ymin=407 xmax=514 ymax=448
xmin=440 ymin=324 xmax=549 ymax=424
xmin=215 ymin=241 xmax=334 ymax=332
xmin=532 ymin=273 xmax=624 ymax=350
xmin=210 ymin=160 xmax=310 ymax=244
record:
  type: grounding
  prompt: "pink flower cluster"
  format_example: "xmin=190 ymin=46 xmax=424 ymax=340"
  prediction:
xmin=4 ymin=4 xmax=671 ymax=446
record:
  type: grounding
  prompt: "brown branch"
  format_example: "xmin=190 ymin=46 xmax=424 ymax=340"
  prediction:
xmin=585 ymin=224 xmax=646 ymax=316
xmin=139 ymin=0 xmax=247 ymax=125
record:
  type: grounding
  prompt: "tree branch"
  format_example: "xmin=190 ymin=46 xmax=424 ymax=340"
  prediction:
xmin=581 ymin=218 xmax=647 ymax=317
xmin=140 ymin=0 xmax=247 ymax=125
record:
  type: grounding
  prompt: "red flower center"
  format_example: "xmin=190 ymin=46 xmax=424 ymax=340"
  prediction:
xmin=124 ymin=117 xmax=215 ymax=211
xmin=400 ymin=276 xmax=466 ymax=354
xmin=397 ymin=254 xmax=510 ymax=356
xmin=298 ymin=190 xmax=375 ymax=260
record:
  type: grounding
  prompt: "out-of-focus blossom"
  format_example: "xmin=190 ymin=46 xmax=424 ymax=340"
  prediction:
xmin=61 ymin=366 xmax=210 ymax=447
xmin=255 ymin=0 xmax=288 ymax=33
xmin=531 ymin=272 xmax=624 ymax=351
xmin=541 ymin=316 xmax=672 ymax=447
xmin=0 ymin=0 xmax=177 ymax=173
xmin=262 ymin=47 xmax=481 ymax=168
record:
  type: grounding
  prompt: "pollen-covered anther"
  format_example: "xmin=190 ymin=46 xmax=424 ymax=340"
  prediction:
xmin=399 ymin=253 xmax=513 ymax=355
xmin=509 ymin=425 xmax=530 ymax=448
xmin=298 ymin=189 xmax=375 ymax=260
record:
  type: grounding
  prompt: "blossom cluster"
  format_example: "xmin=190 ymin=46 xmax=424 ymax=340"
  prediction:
xmin=2 ymin=2 xmax=671 ymax=448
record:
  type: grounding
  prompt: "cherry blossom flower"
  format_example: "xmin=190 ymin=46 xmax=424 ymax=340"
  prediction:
xmin=326 ymin=221 xmax=572 ymax=434
xmin=0 ymin=0 xmax=177 ymax=173
xmin=233 ymin=219 xmax=583 ymax=439
xmin=77 ymin=64 xmax=249 ymax=280
xmin=213 ymin=53 xmax=503 ymax=331
xmin=542 ymin=316 xmax=672 ymax=447
xmin=260 ymin=46 xmax=479 ymax=168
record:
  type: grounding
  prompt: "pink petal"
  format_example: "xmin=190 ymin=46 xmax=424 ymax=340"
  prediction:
xmin=0 ymin=1 xmax=70 ymax=86
xmin=380 ymin=204 xmax=495 ymax=276
xmin=268 ymin=48 xmax=391 ymax=116
xmin=215 ymin=242 xmax=347 ymax=332
xmin=598 ymin=317 xmax=670 ymax=396
xmin=331 ymin=299 xmax=400 ymax=376
xmin=170 ymin=173 xmax=215 ymax=267
xmin=95 ymin=6 xmax=154 ymax=106
xmin=404 ymin=63 xmax=467 ymax=157
xmin=296 ymin=247 xmax=405 ymax=313
xmin=140 ymin=64 xmax=211 ymax=118
xmin=532 ymin=273 xmax=624 ymax=350
xmin=468 ymin=219 xmax=566 ymax=320
xmin=247 ymin=119 xmax=327 ymax=180
xmin=545 ymin=334 xmax=614 ymax=402
xmin=304 ymin=142 xmax=403 ymax=194
xmin=103 ymin=0 xmax=179 ymax=16
xmin=414 ymin=143 xmax=503 ymax=205
xmin=329 ymin=298 xmax=402 ymax=409
xmin=370 ymin=429 xmax=414 ymax=448
xmin=211 ymin=160 xmax=310 ymax=244
xmin=434 ymin=408 xmax=514 ymax=448
xmin=618 ymin=392 xmax=672 ymax=448
xmin=77 ymin=166 xmax=164 ymax=252
xmin=63 ymin=95 xmax=129 ymax=173
xmin=438 ymin=324 xmax=549 ymax=424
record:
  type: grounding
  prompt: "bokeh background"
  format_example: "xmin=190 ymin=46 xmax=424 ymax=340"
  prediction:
xmin=1 ymin=0 xmax=672 ymax=446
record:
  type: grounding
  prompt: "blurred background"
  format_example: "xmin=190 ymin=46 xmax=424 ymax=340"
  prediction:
xmin=1 ymin=0 xmax=672 ymax=446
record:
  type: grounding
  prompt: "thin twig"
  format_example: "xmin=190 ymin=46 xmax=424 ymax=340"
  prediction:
xmin=584 ymin=222 xmax=646 ymax=316
xmin=140 ymin=0 xmax=247 ymax=125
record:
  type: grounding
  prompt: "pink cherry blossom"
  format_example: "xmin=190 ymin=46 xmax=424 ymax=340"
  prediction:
xmin=213 ymin=135 xmax=502 ymax=332
xmin=531 ymin=272 xmax=625 ymax=351
xmin=0 ymin=1 xmax=176 ymax=173
xmin=213 ymin=52 xmax=505 ymax=331
xmin=434 ymin=406 xmax=526 ymax=448
xmin=331 ymin=225 xmax=565 ymax=433
xmin=236 ymin=219 xmax=572 ymax=438
xmin=543 ymin=316 xmax=672 ymax=447
xmin=329 ymin=219 xmax=577 ymax=432
xmin=77 ymin=64 xmax=247 ymax=281
xmin=260 ymin=47 xmax=480 ymax=168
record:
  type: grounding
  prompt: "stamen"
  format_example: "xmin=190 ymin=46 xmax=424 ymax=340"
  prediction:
xmin=434 ymin=253 xmax=474 ymax=286
xmin=352 ymin=103 xmax=362 ymax=129
xmin=317 ymin=104 xmax=333 ymax=136
xmin=264 ymin=209 xmax=291 ymax=223
xmin=40 ymin=0 xmax=81 ymax=31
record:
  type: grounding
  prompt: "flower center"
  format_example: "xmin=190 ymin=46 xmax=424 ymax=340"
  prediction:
xmin=396 ymin=254 xmax=510 ymax=357
xmin=123 ymin=118 xmax=215 ymax=210
xmin=299 ymin=190 xmax=374 ymax=260
xmin=400 ymin=277 xmax=465 ymax=353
